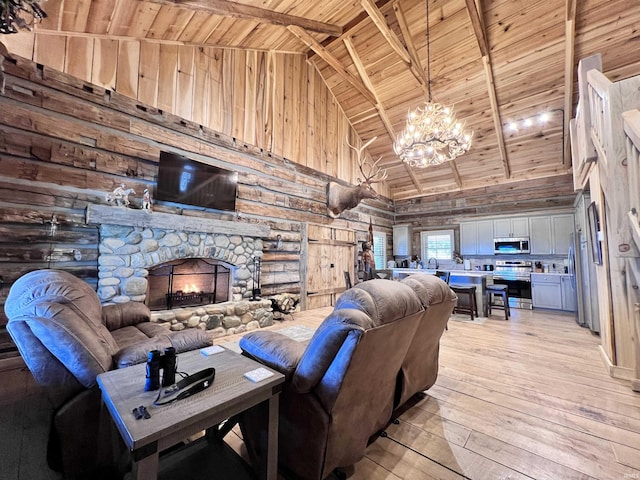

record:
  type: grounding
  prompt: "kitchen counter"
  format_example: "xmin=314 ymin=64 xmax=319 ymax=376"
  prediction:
xmin=392 ymin=268 xmax=493 ymax=278
xmin=392 ymin=268 xmax=491 ymax=317
xmin=531 ymin=271 xmax=569 ymax=276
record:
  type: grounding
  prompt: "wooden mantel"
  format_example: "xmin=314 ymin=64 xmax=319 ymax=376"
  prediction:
xmin=86 ymin=205 xmax=271 ymax=237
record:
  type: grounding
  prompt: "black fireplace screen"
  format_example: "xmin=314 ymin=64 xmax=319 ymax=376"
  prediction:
xmin=146 ymin=258 xmax=231 ymax=310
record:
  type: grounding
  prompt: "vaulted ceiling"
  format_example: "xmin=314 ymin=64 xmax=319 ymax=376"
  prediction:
xmin=14 ymin=0 xmax=640 ymax=205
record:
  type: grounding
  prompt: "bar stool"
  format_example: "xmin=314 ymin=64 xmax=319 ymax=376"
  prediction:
xmin=485 ymin=284 xmax=510 ymax=320
xmin=450 ymin=285 xmax=478 ymax=321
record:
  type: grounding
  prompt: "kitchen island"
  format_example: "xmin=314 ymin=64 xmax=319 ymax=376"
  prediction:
xmin=392 ymin=268 xmax=493 ymax=317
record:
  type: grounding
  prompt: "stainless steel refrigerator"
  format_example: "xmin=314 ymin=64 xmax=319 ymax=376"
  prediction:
xmin=570 ymin=194 xmax=601 ymax=333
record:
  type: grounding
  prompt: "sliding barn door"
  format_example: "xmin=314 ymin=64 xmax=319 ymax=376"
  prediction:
xmin=302 ymin=224 xmax=356 ymax=310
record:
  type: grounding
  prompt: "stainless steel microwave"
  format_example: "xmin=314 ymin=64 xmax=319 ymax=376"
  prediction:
xmin=494 ymin=237 xmax=530 ymax=254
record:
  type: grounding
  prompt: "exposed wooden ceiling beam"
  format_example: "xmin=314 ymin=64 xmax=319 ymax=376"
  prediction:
xmin=287 ymin=26 xmax=376 ymax=105
xmin=146 ymin=0 xmax=342 ymax=36
xmin=27 ymin=29 xmax=308 ymax=54
xmin=466 ymin=0 xmax=511 ymax=179
xmin=343 ymin=36 xmax=423 ymax=194
xmin=360 ymin=0 xmax=429 ymax=98
xmin=563 ymin=0 xmax=578 ymax=168
xmin=449 ymin=161 xmax=463 ymax=189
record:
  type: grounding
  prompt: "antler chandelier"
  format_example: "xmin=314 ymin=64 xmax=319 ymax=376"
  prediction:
xmin=393 ymin=0 xmax=472 ymax=167
xmin=0 ymin=0 xmax=47 ymax=34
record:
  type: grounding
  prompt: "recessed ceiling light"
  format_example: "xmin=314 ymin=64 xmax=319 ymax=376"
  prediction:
xmin=508 ymin=123 xmax=518 ymax=131
xmin=524 ymin=118 xmax=533 ymax=127
xmin=539 ymin=113 xmax=550 ymax=123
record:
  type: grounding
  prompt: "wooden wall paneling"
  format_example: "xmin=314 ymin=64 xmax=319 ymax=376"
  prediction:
xmin=176 ymin=46 xmax=195 ymax=121
xmin=305 ymin=61 xmax=316 ymax=169
xmin=108 ymin=0 xmax=140 ymax=37
xmin=157 ymin=44 xmax=178 ymax=113
xmin=115 ymin=40 xmax=140 ymax=99
xmin=282 ymin=54 xmax=295 ymax=160
xmin=243 ymin=50 xmax=257 ymax=146
xmin=91 ymin=38 xmax=118 ymax=90
xmin=318 ymin=75 xmax=327 ymax=173
xmin=232 ymin=49 xmax=246 ymax=141
xmin=254 ymin=51 xmax=270 ymax=150
xmin=222 ymin=49 xmax=234 ymax=134
xmin=297 ymin=55 xmax=308 ymax=167
xmin=65 ymin=37 xmax=94 ymax=83
xmin=271 ymin=53 xmax=286 ymax=157
xmin=0 ymin=33 xmax=35 ymax=60
xmin=34 ymin=34 xmax=66 ymax=72
xmin=138 ymin=41 xmax=160 ymax=107
xmin=207 ymin=48 xmax=224 ymax=133
xmin=192 ymin=46 xmax=210 ymax=127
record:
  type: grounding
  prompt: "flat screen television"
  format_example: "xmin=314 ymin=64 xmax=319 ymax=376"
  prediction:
xmin=156 ymin=152 xmax=238 ymax=211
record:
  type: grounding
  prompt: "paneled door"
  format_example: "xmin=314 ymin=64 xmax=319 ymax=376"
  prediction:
xmin=302 ymin=224 xmax=356 ymax=310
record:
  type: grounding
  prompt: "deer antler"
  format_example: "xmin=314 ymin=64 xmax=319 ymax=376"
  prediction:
xmin=346 ymin=136 xmax=388 ymax=185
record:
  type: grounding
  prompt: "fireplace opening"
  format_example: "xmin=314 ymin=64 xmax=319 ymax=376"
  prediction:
xmin=146 ymin=258 xmax=232 ymax=310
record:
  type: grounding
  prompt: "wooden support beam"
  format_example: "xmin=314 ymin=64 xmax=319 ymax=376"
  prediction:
xmin=360 ymin=0 xmax=428 ymax=97
xmin=449 ymin=161 xmax=463 ymax=189
xmin=563 ymin=0 xmax=578 ymax=168
xmin=287 ymin=26 xmax=377 ymax=105
xmin=146 ymin=0 xmax=342 ymax=36
xmin=343 ymin=36 xmax=423 ymax=194
xmin=466 ymin=0 xmax=510 ymax=179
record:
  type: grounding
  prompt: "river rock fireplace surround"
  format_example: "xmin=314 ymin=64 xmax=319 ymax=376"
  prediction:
xmin=86 ymin=205 xmax=274 ymax=337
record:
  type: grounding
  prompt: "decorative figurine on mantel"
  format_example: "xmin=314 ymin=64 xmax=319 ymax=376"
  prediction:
xmin=105 ymin=183 xmax=135 ymax=207
xmin=142 ymin=188 xmax=153 ymax=211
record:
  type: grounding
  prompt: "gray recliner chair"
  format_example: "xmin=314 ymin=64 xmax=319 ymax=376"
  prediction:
xmin=397 ymin=273 xmax=457 ymax=409
xmin=5 ymin=269 xmax=213 ymax=479
xmin=238 ymin=279 xmax=426 ymax=480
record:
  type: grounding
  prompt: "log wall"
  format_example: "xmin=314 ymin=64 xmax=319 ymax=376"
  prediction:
xmin=0 ymin=48 xmax=394 ymax=326
xmin=1 ymin=32 xmax=390 ymax=198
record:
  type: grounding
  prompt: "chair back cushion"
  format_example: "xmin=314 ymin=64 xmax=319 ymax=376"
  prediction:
xmin=5 ymin=270 xmax=118 ymax=388
xmin=398 ymin=273 xmax=457 ymax=406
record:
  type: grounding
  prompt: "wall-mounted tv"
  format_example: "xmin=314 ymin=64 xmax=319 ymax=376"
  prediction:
xmin=156 ymin=152 xmax=238 ymax=211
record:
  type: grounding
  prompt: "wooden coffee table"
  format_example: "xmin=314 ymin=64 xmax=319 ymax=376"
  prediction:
xmin=97 ymin=348 xmax=284 ymax=480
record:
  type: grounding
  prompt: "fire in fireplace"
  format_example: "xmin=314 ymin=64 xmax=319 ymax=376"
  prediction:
xmin=146 ymin=258 xmax=232 ymax=310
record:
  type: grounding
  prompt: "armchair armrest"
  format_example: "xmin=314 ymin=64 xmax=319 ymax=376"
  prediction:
xmin=239 ymin=331 xmax=306 ymax=380
xmin=102 ymin=302 xmax=151 ymax=331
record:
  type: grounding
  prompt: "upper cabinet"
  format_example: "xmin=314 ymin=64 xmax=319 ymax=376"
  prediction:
xmin=460 ymin=220 xmax=494 ymax=255
xmin=493 ymin=217 xmax=529 ymax=238
xmin=393 ymin=225 xmax=411 ymax=256
xmin=529 ymin=214 xmax=575 ymax=255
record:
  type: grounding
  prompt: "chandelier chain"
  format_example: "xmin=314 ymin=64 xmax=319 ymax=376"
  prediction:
xmin=392 ymin=0 xmax=473 ymax=168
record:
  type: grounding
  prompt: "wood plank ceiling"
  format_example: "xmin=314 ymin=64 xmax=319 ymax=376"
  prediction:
xmin=22 ymin=0 xmax=640 ymax=205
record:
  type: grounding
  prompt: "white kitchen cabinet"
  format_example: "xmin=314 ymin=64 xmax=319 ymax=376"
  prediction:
xmin=393 ymin=225 xmax=411 ymax=256
xmin=529 ymin=216 xmax=552 ymax=254
xmin=494 ymin=217 xmax=529 ymax=238
xmin=460 ymin=220 xmax=494 ymax=255
xmin=561 ymin=275 xmax=577 ymax=311
xmin=551 ymin=214 xmax=574 ymax=255
xmin=532 ymin=274 xmax=562 ymax=309
xmin=529 ymin=214 xmax=574 ymax=255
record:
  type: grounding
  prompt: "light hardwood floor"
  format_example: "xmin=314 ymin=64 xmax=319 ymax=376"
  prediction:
xmin=2 ymin=307 xmax=639 ymax=480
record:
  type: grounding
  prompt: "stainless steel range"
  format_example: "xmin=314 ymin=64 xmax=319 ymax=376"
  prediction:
xmin=492 ymin=260 xmax=533 ymax=310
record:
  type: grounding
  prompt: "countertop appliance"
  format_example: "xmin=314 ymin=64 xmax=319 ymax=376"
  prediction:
xmin=492 ymin=260 xmax=533 ymax=309
xmin=494 ymin=237 xmax=530 ymax=255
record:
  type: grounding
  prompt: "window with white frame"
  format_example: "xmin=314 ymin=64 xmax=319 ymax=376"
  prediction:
xmin=372 ymin=232 xmax=387 ymax=269
xmin=420 ymin=230 xmax=454 ymax=264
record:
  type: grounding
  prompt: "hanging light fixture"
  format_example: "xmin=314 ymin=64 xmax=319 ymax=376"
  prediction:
xmin=0 ymin=0 xmax=47 ymax=35
xmin=393 ymin=0 xmax=472 ymax=167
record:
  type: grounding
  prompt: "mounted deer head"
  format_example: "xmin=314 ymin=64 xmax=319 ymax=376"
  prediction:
xmin=327 ymin=136 xmax=388 ymax=218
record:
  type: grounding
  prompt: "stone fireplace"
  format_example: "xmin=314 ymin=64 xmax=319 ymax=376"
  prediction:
xmin=86 ymin=205 xmax=274 ymax=337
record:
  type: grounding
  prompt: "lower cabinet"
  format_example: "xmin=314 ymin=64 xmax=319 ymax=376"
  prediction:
xmin=532 ymin=274 xmax=577 ymax=311
xmin=532 ymin=275 xmax=562 ymax=309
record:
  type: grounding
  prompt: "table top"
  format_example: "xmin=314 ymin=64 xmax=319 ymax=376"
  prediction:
xmin=97 ymin=348 xmax=284 ymax=451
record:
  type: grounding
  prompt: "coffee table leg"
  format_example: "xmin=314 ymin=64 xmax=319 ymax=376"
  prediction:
xmin=131 ymin=443 xmax=159 ymax=480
